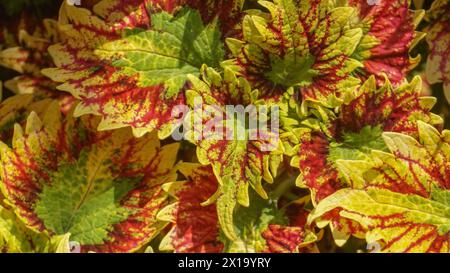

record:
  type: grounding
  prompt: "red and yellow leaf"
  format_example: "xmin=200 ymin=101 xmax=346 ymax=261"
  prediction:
xmin=425 ymin=0 xmax=450 ymax=103
xmin=290 ymin=77 xmax=442 ymax=246
xmin=0 ymin=94 xmax=65 ymax=144
xmin=309 ymin=122 xmax=450 ymax=252
xmin=292 ymin=76 xmax=441 ymax=204
xmin=0 ymin=19 xmax=66 ymax=97
xmin=261 ymin=202 xmax=320 ymax=253
xmin=346 ymin=0 xmax=424 ymax=84
xmin=0 ymin=17 xmax=75 ymax=121
xmin=0 ymin=205 xmax=53 ymax=253
xmin=223 ymin=0 xmax=363 ymax=106
xmin=185 ymin=66 xmax=283 ymax=240
xmin=43 ymin=0 xmax=245 ymax=138
xmin=158 ymin=163 xmax=223 ymax=253
xmin=0 ymin=103 xmax=179 ymax=253
xmin=261 ymin=224 xmax=319 ymax=253
xmin=309 ymin=187 xmax=450 ymax=253
xmin=225 ymin=194 xmax=319 ymax=253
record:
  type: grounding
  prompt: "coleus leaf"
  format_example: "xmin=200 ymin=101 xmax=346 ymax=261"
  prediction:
xmin=223 ymin=0 xmax=363 ymax=106
xmin=0 ymin=16 xmax=75 ymax=125
xmin=260 ymin=201 xmax=321 ymax=253
xmin=0 ymin=194 xmax=70 ymax=253
xmin=223 ymin=190 xmax=286 ymax=252
xmin=95 ymin=7 xmax=225 ymax=100
xmin=184 ymin=0 xmax=245 ymax=37
xmin=79 ymin=0 xmax=150 ymax=25
xmin=157 ymin=163 xmax=318 ymax=253
xmin=0 ymin=205 xmax=51 ymax=253
xmin=277 ymin=93 xmax=331 ymax=156
xmin=0 ymin=103 xmax=180 ymax=252
xmin=292 ymin=76 xmax=442 ymax=203
xmin=309 ymin=122 xmax=450 ymax=252
xmin=157 ymin=163 xmax=223 ymax=253
xmin=290 ymin=77 xmax=442 ymax=245
xmin=338 ymin=121 xmax=450 ymax=196
xmin=42 ymin=0 xmax=244 ymax=138
xmin=424 ymin=0 xmax=450 ymax=103
xmin=223 ymin=191 xmax=319 ymax=253
xmin=3 ymin=76 xmax=59 ymax=98
xmin=309 ymin=187 xmax=450 ymax=252
xmin=43 ymin=2 xmax=183 ymax=138
xmin=0 ymin=8 xmax=47 ymax=49
xmin=261 ymin=225 xmax=319 ymax=253
xmin=0 ymin=19 xmax=61 ymax=76
xmin=91 ymin=0 xmax=244 ymax=34
xmin=345 ymin=0 xmax=425 ymax=84
xmin=184 ymin=66 xmax=283 ymax=240
xmin=0 ymin=94 xmax=60 ymax=144
xmin=0 ymin=19 xmax=63 ymax=97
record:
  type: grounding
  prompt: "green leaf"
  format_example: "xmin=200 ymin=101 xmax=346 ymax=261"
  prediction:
xmin=328 ymin=125 xmax=388 ymax=162
xmin=34 ymin=150 xmax=139 ymax=245
xmin=96 ymin=7 xmax=225 ymax=98
xmin=265 ymin=53 xmax=317 ymax=88
xmin=222 ymin=190 xmax=286 ymax=252
xmin=222 ymin=191 xmax=319 ymax=253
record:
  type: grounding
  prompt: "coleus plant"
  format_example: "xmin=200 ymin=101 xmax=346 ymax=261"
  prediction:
xmin=0 ymin=102 xmax=179 ymax=252
xmin=0 ymin=0 xmax=449 ymax=253
xmin=424 ymin=0 xmax=450 ymax=103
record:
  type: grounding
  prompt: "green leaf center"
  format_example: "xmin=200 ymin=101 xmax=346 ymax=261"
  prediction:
xmin=264 ymin=53 xmax=317 ymax=88
xmin=328 ymin=125 xmax=388 ymax=163
xmin=35 ymin=150 xmax=140 ymax=245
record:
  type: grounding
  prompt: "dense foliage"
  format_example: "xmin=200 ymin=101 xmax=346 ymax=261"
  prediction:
xmin=0 ymin=0 xmax=449 ymax=253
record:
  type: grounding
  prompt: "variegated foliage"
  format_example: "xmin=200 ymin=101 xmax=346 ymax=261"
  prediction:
xmin=424 ymin=0 xmax=450 ymax=103
xmin=309 ymin=122 xmax=450 ymax=252
xmin=0 ymin=103 xmax=179 ymax=252
xmin=0 ymin=0 xmax=448 ymax=253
